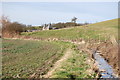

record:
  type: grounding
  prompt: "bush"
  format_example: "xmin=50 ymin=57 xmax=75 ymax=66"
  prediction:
xmin=1 ymin=16 xmax=26 ymax=37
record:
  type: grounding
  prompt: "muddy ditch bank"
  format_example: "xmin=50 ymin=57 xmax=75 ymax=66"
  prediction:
xmin=84 ymin=41 xmax=120 ymax=77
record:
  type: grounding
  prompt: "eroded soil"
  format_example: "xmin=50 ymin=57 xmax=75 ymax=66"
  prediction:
xmin=86 ymin=40 xmax=120 ymax=77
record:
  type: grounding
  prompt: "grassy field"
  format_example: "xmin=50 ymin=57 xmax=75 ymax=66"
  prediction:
xmin=21 ymin=18 xmax=118 ymax=41
xmin=2 ymin=39 xmax=96 ymax=78
xmin=2 ymin=39 xmax=70 ymax=78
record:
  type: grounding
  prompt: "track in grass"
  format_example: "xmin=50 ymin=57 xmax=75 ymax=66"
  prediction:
xmin=2 ymin=38 xmax=97 ymax=78
xmin=2 ymin=39 xmax=70 ymax=78
xmin=43 ymin=48 xmax=72 ymax=78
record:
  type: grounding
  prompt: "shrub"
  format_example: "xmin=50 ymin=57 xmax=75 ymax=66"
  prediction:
xmin=1 ymin=16 xmax=26 ymax=37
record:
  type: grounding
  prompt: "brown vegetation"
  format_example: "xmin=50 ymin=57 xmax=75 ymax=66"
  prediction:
xmin=0 ymin=16 xmax=26 ymax=37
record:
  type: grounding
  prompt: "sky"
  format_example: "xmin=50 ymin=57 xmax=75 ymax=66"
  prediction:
xmin=1 ymin=2 xmax=118 ymax=26
xmin=1 ymin=0 xmax=119 ymax=2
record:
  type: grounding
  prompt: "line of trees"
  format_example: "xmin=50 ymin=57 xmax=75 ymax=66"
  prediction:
xmin=26 ymin=25 xmax=43 ymax=31
xmin=44 ymin=17 xmax=90 ymax=29
xmin=0 ymin=16 xmax=90 ymax=37
xmin=52 ymin=22 xmax=82 ymax=29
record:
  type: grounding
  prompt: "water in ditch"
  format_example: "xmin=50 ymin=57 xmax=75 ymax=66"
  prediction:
xmin=93 ymin=51 xmax=117 ymax=78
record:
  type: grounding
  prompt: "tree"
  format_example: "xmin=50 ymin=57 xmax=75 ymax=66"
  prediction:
xmin=71 ymin=17 xmax=77 ymax=23
xmin=0 ymin=16 xmax=11 ymax=29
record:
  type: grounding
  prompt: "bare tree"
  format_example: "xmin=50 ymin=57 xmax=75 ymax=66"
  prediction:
xmin=71 ymin=17 xmax=77 ymax=23
xmin=0 ymin=16 xmax=11 ymax=37
xmin=0 ymin=16 xmax=11 ymax=28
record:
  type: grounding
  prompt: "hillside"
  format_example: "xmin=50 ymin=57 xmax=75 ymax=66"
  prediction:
xmin=89 ymin=18 xmax=118 ymax=28
xmin=21 ymin=18 xmax=118 ymax=41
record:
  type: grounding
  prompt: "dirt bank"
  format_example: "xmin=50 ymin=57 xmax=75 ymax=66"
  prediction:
xmin=86 ymin=40 xmax=119 ymax=77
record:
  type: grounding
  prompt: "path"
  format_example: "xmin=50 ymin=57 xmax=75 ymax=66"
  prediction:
xmin=43 ymin=48 xmax=73 ymax=78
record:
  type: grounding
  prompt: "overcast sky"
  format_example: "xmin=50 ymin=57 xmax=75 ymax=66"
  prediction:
xmin=2 ymin=2 xmax=118 ymax=26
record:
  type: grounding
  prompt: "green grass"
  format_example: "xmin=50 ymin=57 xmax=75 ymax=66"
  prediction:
xmin=2 ymin=39 xmax=96 ymax=78
xmin=21 ymin=18 xmax=118 ymax=41
xmin=2 ymin=39 xmax=70 ymax=78
xmin=50 ymin=45 xmax=96 ymax=78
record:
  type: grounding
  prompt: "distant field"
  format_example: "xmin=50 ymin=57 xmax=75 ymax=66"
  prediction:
xmin=21 ymin=19 xmax=118 ymax=41
xmin=2 ymin=39 xmax=70 ymax=78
